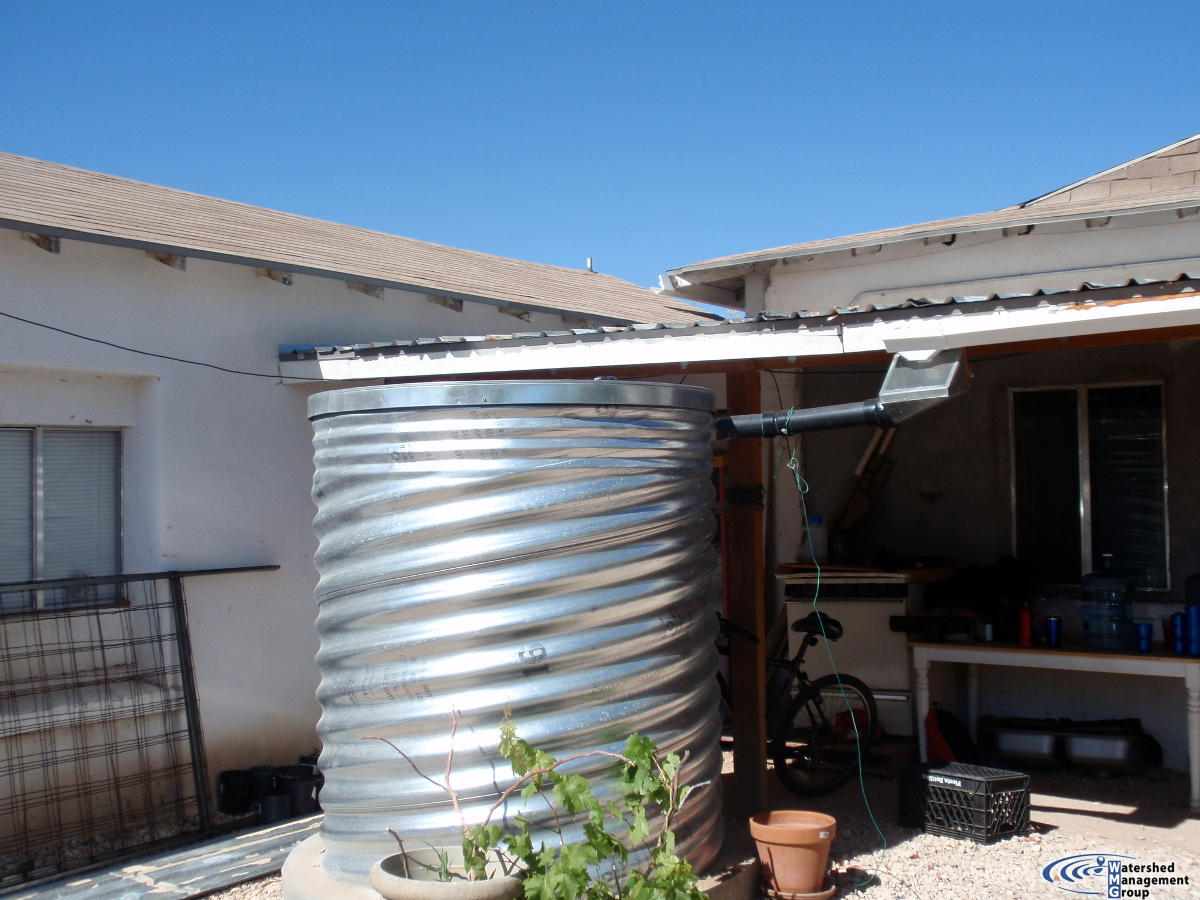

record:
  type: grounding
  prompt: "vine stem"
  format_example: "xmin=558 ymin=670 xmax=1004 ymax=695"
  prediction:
xmin=538 ymin=790 xmax=567 ymax=848
xmin=367 ymin=736 xmax=443 ymax=792
xmin=445 ymin=710 xmax=468 ymax=840
xmin=365 ymin=735 xmax=638 ymax=834
xmin=479 ymin=749 xmax=636 ymax=827
xmin=367 ymin=712 xmax=471 ymax=839
xmin=386 ymin=830 xmax=411 ymax=878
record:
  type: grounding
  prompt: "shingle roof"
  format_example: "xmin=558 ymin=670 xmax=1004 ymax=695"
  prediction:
xmin=668 ymin=134 xmax=1200 ymax=281
xmin=669 ymin=185 xmax=1200 ymax=277
xmin=1022 ymin=134 xmax=1200 ymax=207
xmin=0 ymin=152 xmax=712 ymax=325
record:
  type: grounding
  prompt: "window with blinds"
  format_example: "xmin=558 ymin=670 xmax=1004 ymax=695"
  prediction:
xmin=1011 ymin=383 xmax=1168 ymax=590
xmin=0 ymin=428 xmax=121 ymax=612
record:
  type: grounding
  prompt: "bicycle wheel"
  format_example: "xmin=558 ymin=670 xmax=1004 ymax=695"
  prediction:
xmin=771 ymin=673 xmax=877 ymax=796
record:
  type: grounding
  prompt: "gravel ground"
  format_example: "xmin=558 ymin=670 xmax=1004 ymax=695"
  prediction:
xmin=827 ymin=829 xmax=1197 ymax=899
xmin=205 ymin=763 xmax=1200 ymax=899
xmin=741 ymin=763 xmax=1200 ymax=900
xmin=820 ymin=810 xmax=1199 ymax=899
xmin=205 ymin=874 xmax=281 ymax=899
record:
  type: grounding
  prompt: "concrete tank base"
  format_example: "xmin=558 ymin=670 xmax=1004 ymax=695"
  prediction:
xmin=281 ymin=834 xmax=377 ymax=900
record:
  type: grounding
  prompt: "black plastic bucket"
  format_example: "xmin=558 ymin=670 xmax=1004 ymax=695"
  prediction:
xmin=249 ymin=765 xmax=278 ymax=803
xmin=217 ymin=770 xmax=255 ymax=815
xmin=275 ymin=764 xmax=320 ymax=815
xmin=259 ymin=793 xmax=293 ymax=824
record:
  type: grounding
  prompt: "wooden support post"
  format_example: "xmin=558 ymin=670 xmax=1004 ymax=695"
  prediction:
xmin=725 ymin=367 xmax=768 ymax=816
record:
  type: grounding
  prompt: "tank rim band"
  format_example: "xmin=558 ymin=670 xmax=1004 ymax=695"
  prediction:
xmin=308 ymin=379 xmax=716 ymax=420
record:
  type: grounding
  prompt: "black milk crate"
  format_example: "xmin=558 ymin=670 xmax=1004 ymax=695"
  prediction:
xmin=898 ymin=762 xmax=1030 ymax=843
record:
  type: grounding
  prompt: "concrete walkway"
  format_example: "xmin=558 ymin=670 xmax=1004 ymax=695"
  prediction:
xmin=9 ymin=816 xmax=319 ymax=900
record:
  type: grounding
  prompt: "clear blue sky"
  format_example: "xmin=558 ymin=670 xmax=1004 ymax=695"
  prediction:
xmin=3 ymin=1 xmax=1197 ymax=288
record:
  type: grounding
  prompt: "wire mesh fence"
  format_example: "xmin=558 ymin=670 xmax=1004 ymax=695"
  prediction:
xmin=0 ymin=571 xmax=213 ymax=889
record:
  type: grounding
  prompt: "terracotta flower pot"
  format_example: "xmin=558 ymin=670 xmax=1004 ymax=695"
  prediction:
xmin=369 ymin=849 xmax=523 ymax=900
xmin=749 ymin=810 xmax=837 ymax=898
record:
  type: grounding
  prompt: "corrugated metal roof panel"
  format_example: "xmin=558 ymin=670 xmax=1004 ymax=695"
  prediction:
xmin=281 ymin=273 xmax=1200 ymax=362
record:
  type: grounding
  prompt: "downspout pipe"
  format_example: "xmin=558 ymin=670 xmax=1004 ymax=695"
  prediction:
xmin=715 ymin=399 xmax=891 ymax=438
xmin=714 ymin=349 xmax=968 ymax=440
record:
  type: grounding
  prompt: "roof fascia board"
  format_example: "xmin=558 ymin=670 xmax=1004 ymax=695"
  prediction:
xmin=0 ymin=218 xmax=636 ymax=326
xmin=667 ymin=198 xmax=1200 ymax=282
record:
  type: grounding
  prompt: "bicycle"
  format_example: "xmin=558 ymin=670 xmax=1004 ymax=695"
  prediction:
xmin=716 ymin=611 xmax=878 ymax=795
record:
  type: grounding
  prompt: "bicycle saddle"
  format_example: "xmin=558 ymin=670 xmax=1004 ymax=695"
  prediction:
xmin=791 ymin=611 xmax=843 ymax=641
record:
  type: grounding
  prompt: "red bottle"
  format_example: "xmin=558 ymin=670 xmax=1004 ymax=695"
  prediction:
xmin=1019 ymin=601 xmax=1033 ymax=647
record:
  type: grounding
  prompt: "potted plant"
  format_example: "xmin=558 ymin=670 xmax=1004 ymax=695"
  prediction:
xmin=367 ymin=714 xmax=707 ymax=900
xmin=748 ymin=810 xmax=837 ymax=899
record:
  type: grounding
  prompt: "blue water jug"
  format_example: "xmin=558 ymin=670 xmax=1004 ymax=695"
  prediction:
xmin=1081 ymin=562 xmax=1135 ymax=651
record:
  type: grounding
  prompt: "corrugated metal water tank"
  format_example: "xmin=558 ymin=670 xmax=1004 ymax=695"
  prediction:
xmin=306 ymin=380 xmax=723 ymax=882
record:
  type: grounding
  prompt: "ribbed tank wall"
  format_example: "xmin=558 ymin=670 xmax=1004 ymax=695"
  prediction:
xmin=306 ymin=382 xmax=723 ymax=883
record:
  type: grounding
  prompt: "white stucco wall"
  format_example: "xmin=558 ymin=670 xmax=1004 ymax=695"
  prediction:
xmin=0 ymin=229 xmax=580 ymax=786
xmin=761 ymin=209 xmax=1200 ymax=314
xmin=747 ymin=211 xmax=1200 ymax=770
xmin=763 ymin=210 xmax=1200 ymax=314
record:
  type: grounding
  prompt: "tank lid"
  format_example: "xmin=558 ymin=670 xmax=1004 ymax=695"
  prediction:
xmin=308 ymin=380 xmax=716 ymax=420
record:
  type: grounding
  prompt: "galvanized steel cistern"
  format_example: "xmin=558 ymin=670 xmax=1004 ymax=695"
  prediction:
xmin=300 ymin=380 xmax=724 ymax=887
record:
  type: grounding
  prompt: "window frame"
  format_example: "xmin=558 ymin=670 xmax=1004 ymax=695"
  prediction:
xmin=0 ymin=425 xmax=124 ymax=610
xmin=1008 ymin=380 xmax=1169 ymax=590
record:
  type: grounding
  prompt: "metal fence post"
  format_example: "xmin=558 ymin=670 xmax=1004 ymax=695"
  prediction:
xmin=168 ymin=574 xmax=213 ymax=833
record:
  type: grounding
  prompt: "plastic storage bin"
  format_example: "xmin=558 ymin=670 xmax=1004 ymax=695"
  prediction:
xmin=1064 ymin=734 xmax=1143 ymax=773
xmin=993 ymin=729 xmax=1059 ymax=765
xmin=899 ymin=762 xmax=1031 ymax=844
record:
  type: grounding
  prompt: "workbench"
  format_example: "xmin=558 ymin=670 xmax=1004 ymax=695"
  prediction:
xmin=910 ymin=641 xmax=1200 ymax=809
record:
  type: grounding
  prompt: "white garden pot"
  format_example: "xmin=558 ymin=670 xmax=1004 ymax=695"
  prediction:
xmin=369 ymin=849 xmax=523 ymax=900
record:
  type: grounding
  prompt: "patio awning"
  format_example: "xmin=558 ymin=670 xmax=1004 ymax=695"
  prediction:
xmin=278 ymin=275 xmax=1200 ymax=381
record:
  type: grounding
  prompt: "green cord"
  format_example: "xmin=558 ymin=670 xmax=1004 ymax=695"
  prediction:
xmin=781 ymin=409 xmax=900 ymax=890
xmin=778 ymin=410 xmax=928 ymax=900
